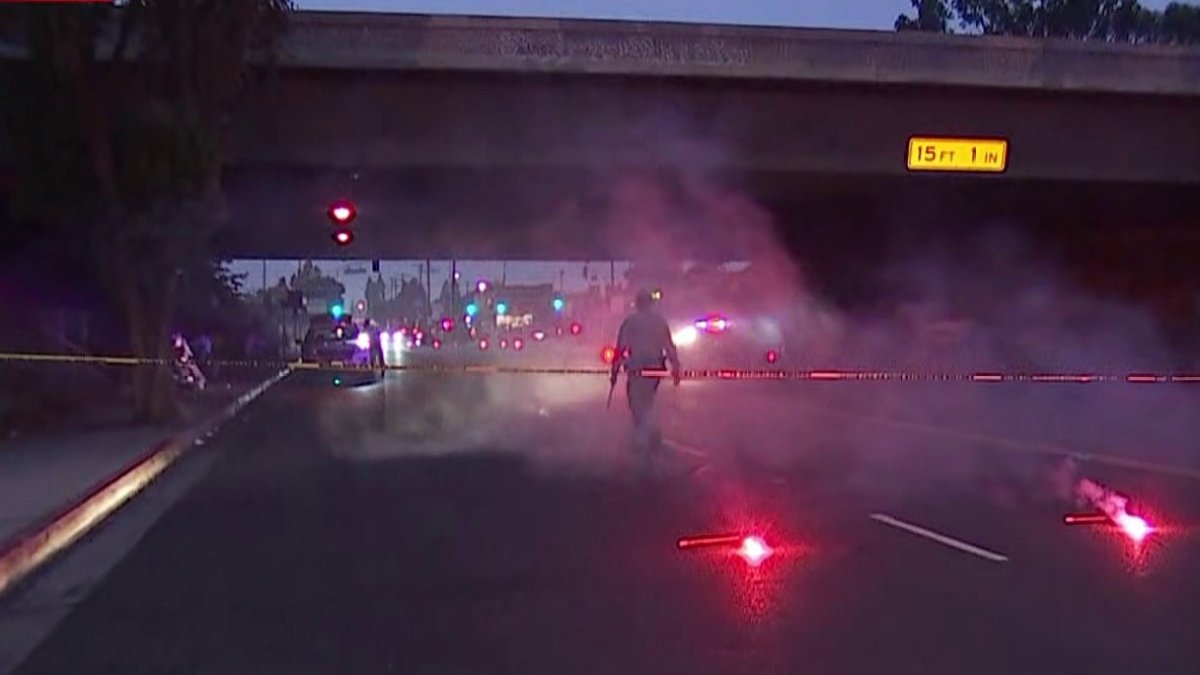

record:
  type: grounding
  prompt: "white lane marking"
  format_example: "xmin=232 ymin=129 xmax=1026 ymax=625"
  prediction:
xmin=869 ymin=513 xmax=1008 ymax=563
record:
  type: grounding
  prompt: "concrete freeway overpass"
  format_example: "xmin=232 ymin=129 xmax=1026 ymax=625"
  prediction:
xmin=4 ymin=11 xmax=1200 ymax=262
xmin=217 ymin=11 xmax=1200 ymax=262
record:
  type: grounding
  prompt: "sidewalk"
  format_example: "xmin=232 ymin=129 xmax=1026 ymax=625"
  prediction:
xmin=0 ymin=384 xmax=252 ymax=548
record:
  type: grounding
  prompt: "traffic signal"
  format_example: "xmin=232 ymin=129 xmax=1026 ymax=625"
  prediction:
xmin=465 ymin=302 xmax=478 ymax=317
xmin=327 ymin=200 xmax=356 ymax=247
xmin=332 ymin=229 xmax=354 ymax=246
xmin=327 ymin=200 xmax=357 ymax=224
xmin=552 ymin=296 xmax=565 ymax=312
xmin=495 ymin=301 xmax=509 ymax=316
xmin=330 ymin=302 xmax=345 ymax=318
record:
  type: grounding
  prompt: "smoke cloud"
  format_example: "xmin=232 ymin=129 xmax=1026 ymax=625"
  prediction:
xmin=308 ymin=104 xmax=1199 ymax=516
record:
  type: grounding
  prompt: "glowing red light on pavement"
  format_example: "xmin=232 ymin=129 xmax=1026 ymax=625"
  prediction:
xmin=1116 ymin=513 xmax=1152 ymax=543
xmin=737 ymin=536 xmax=773 ymax=567
xmin=601 ymin=346 xmax=617 ymax=365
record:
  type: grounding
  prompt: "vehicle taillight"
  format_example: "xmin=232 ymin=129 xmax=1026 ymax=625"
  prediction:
xmin=500 ymin=338 xmax=509 ymax=350
xmin=431 ymin=338 xmax=442 ymax=350
xmin=479 ymin=339 xmax=489 ymax=351
xmin=766 ymin=350 xmax=778 ymax=364
xmin=601 ymin=346 xmax=617 ymax=365
xmin=513 ymin=338 xmax=524 ymax=351
xmin=570 ymin=322 xmax=582 ymax=335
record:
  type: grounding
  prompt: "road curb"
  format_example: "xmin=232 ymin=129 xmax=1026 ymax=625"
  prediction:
xmin=0 ymin=369 xmax=290 ymax=599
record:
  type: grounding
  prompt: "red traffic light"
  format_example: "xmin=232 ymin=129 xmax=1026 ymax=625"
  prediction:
xmin=332 ymin=229 xmax=354 ymax=246
xmin=327 ymin=200 xmax=357 ymax=224
xmin=569 ymin=322 xmax=582 ymax=336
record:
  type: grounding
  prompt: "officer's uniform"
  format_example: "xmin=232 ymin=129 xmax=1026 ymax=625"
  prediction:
xmin=613 ymin=292 xmax=681 ymax=452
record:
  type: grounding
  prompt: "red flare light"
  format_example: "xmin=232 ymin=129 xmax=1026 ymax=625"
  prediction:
xmin=1063 ymin=513 xmax=1109 ymax=525
xmin=676 ymin=533 xmax=774 ymax=567
xmin=677 ymin=534 xmax=742 ymax=550
xmin=1116 ymin=513 xmax=1152 ymax=543
xmin=737 ymin=536 xmax=773 ymax=567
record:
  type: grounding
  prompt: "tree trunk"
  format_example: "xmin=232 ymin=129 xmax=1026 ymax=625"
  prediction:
xmin=117 ymin=251 xmax=182 ymax=424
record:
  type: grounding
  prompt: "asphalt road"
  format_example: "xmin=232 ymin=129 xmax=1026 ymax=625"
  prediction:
xmin=12 ymin=369 xmax=1200 ymax=675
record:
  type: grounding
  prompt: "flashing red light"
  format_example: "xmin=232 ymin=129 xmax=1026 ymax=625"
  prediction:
xmin=569 ymin=322 xmax=582 ymax=336
xmin=327 ymin=200 xmax=357 ymax=224
xmin=331 ymin=229 xmax=354 ymax=245
xmin=736 ymin=536 xmax=773 ymax=567
xmin=766 ymin=350 xmax=778 ymax=364
xmin=695 ymin=314 xmax=729 ymax=334
xmin=478 ymin=338 xmax=489 ymax=351
xmin=601 ymin=346 xmax=617 ymax=365
xmin=431 ymin=338 xmax=442 ymax=350
xmin=513 ymin=338 xmax=524 ymax=351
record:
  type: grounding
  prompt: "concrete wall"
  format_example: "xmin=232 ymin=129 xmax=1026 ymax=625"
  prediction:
xmin=231 ymin=70 xmax=1200 ymax=183
xmin=281 ymin=12 xmax=1200 ymax=96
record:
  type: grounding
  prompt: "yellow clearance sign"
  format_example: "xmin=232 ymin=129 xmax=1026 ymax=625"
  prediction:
xmin=906 ymin=136 xmax=1008 ymax=173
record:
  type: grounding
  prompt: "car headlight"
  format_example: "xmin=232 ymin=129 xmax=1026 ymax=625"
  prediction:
xmin=672 ymin=325 xmax=699 ymax=348
xmin=355 ymin=333 xmax=370 ymax=350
